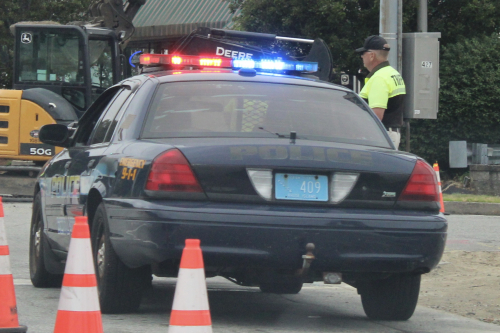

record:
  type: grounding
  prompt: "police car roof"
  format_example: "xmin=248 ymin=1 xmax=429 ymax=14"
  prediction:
xmin=143 ymin=69 xmax=350 ymax=92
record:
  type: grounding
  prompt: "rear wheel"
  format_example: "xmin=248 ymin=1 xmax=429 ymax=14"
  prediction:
xmin=359 ymin=274 xmax=421 ymax=320
xmin=259 ymin=275 xmax=303 ymax=294
xmin=91 ymin=203 xmax=151 ymax=313
xmin=29 ymin=193 xmax=63 ymax=287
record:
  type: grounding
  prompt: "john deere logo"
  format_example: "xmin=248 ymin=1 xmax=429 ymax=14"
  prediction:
xmin=21 ymin=33 xmax=32 ymax=44
xmin=30 ymin=130 xmax=39 ymax=138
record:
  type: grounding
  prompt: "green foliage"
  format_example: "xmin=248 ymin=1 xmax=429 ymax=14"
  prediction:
xmin=427 ymin=0 xmax=500 ymax=45
xmin=229 ymin=0 xmax=381 ymax=75
xmin=230 ymin=0 xmax=500 ymax=169
xmin=405 ymin=35 xmax=500 ymax=167
xmin=0 ymin=0 xmax=93 ymax=88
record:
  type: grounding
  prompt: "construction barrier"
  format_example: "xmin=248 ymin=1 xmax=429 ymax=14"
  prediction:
xmin=0 ymin=197 xmax=28 ymax=333
xmin=433 ymin=162 xmax=446 ymax=214
xmin=168 ymin=239 xmax=212 ymax=333
xmin=53 ymin=216 xmax=103 ymax=333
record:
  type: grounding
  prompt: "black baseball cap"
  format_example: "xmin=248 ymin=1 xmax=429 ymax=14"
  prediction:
xmin=355 ymin=35 xmax=391 ymax=53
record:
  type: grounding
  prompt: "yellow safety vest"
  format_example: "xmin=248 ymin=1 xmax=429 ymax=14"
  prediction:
xmin=360 ymin=65 xmax=406 ymax=109
xmin=359 ymin=63 xmax=406 ymax=128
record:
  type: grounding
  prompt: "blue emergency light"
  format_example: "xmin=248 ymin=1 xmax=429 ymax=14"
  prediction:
xmin=232 ymin=58 xmax=318 ymax=72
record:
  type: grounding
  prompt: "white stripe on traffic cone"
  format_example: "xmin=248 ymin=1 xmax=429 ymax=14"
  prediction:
xmin=53 ymin=216 xmax=103 ymax=333
xmin=0 ymin=196 xmax=28 ymax=332
xmin=168 ymin=239 xmax=212 ymax=333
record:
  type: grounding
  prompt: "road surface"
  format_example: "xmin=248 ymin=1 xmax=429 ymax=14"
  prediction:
xmin=3 ymin=202 xmax=499 ymax=332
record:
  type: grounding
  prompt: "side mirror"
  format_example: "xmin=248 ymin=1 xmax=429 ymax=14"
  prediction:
xmin=39 ymin=124 xmax=71 ymax=147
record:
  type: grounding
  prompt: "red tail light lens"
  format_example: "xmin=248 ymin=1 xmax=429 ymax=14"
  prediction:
xmin=398 ymin=160 xmax=439 ymax=202
xmin=146 ymin=149 xmax=203 ymax=192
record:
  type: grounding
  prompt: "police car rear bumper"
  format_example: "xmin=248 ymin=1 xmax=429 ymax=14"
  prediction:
xmin=104 ymin=198 xmax=447 ymax=274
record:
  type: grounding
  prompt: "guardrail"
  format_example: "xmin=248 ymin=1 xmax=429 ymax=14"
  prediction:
xmin=450 ymin=141 xmax=500 ymax=167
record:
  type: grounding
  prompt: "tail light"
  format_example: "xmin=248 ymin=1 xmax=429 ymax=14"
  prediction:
xmin=146 ymin=149 xmax=203 ymax=192
xmin=398 ymin=160 xmax=439 ymax=202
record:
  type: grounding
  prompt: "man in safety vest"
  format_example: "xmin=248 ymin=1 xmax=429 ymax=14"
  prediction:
xmin=356 ymin=35 xmax=406 ymax=149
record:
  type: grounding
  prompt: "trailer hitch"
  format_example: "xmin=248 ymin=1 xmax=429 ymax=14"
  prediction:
xmin=295 ymin=243 xmax=315 ymax=278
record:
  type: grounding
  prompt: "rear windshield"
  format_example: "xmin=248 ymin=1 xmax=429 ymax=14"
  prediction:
xmin=142 ymin=81 xmax=390 ymax=148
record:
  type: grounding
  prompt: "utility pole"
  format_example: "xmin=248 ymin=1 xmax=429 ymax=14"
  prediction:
xmin=380 ymin=0 xmax=404 ymax=148
xmin=379 ymin=0 xmax=401 ymax=71
xmin=418 ymin=0 xmax=428 ymax=32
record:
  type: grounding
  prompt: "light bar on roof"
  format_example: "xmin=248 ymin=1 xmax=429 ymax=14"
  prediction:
xmin=139 ymin=53 xmax=318 ymax=72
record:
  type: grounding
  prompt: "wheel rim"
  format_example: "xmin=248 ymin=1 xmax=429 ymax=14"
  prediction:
xmin=96 ymin=234 xmax=106 ymax=279
xmin=34 ymin=227 xmax=41 ymax=256
xmin=30 ymin=215 xmax=42 ymax=274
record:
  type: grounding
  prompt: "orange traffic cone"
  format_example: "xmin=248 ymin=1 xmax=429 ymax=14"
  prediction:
xmin=168 ymin=239 xmax=212 ymax=333
xmin=433 ymin=162 xmax=445 ymax=213
xmin=53 ymin=216 xmax=103 ymax=333
xmin=0 ymin=197 xmax=28 ymax=333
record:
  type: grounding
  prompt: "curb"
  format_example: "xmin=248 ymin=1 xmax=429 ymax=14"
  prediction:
xmin=444 ymin=201 xmax=500 ymax=216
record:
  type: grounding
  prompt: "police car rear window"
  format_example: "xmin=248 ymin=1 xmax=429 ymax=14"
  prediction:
xmin=142 ymin=81 xmax=390 ymax=148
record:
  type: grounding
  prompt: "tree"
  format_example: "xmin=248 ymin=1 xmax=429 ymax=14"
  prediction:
xmin=404 ymin=35 xmax=500 ymax=167
xmin=229 ymin=0 xmax=380 ymax=76
xmin=229 ymin=0 xmax=500 ymax=169
xmin=0 ymin=0 xmax=93 ymax=88
xmin=229 ymin=0 xmax=500 ymax=72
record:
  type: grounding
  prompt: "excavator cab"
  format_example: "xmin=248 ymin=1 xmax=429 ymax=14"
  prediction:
xmin=13 ymin=24 xmax=121 ymax=114
xmin=0 ymin=25 xmax=122 ymax=163
xmin=0 ymin=0 xmax=145 ymax=178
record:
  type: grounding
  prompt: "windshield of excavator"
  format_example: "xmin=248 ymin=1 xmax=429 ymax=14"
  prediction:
xmin=17 ymin=29 xmax=84 ymax=85
xmin=16 ymin=28 xmax=88 ymax=110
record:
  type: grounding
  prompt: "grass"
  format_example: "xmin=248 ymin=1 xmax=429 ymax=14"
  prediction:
xmin=442 ymin=193 xmax=500 ymax=203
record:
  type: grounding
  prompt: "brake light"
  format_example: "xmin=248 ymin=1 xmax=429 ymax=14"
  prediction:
xmin=398 ymin=160 xmax=439 ymax=201
xmin=145 ymin=149 xmax=203 ymax=192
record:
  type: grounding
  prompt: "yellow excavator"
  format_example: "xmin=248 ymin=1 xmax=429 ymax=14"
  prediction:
xmin=0 ymin=0 xmax=146 ymax=166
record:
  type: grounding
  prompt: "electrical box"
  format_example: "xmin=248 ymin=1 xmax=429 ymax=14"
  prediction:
xmin=402 ymin=32 xmax=441 ymax=119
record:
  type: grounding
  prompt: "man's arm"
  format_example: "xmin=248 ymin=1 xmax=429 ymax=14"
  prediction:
xmin=372 ymin=108 xmax=385 ymax=121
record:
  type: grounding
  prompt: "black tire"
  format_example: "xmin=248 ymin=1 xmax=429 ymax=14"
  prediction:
xmin=29 ymin=193 xmax=63 ymax=287
xmin=359 ymin=274 xmax=421 ymax=320
xmin=259 ymin=275 xmax=303 ymax=294
xmin=91 ymin=203 xmax=151 ymax=314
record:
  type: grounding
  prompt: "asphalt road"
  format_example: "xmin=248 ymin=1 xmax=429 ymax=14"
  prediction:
xmin=3 ymin=202 xmax=500 ymax=333
xmin=443 ymin=214 xmax=500 ymax=251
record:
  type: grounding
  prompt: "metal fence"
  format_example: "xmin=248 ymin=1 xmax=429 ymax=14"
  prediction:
xmin=449 ymin=141 xmax=500 ymax=167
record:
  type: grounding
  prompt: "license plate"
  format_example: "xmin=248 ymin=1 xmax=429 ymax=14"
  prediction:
xmin=275 ymin=173 xmax=328 ymax=201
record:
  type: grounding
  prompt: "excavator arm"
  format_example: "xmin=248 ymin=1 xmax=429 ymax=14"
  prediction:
xmin=88 ymin=0 xmax=146 ymax=49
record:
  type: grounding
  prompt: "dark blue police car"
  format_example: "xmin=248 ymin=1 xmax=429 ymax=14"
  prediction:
xmin=29 ymin=53 xmax=447 ymax=320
